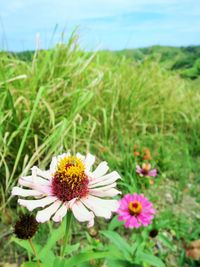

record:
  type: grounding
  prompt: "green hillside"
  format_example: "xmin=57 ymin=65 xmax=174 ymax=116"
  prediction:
xmin=114 ymin=45 xmax=200 ymax=79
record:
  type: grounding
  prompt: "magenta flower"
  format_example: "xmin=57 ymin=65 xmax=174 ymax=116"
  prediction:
xmin=117 ymin=193 xmax=155 ymax=228
xmin=136 ymin=163 xmax=157 ymax=177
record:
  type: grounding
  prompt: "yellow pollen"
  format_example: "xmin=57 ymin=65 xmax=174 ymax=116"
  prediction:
xmin=128 ymin=201 xmax=142 ymax=215
xmin=56 ymin=156 xmax=85 ymax=183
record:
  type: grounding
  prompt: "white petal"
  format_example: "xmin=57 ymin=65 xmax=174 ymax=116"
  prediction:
xmin=18 ymin=196 xmax=57 ymax=211
xmin=76 ymin=153 xmax=85 ymax=162
xmin=36 ymin=200 xmax=61 ymax=223
xmin=33 ymin=184 xmax=52 ymax=195
xmin=84 ymin=153 xmax=95 ymax=171
xmin=71 ymin=200 xmax=94 ymax=227
xmin=90 ymin=183 xmax=117 ymax=191
xmin=91 ymin=161 xmax=109 ymax=178
xmin=89 ymin=188 xmax=121 ymax=197
xmin=19 ymin=176 xmax=51 ymax=187
xmin=57 ymin=152 xmax=70 ymax=161
xmin=50 ymin=152 xmax=71 ymax=174
xmin=81 ymin=197 xmax=112 ymax=219
xmin=82 ymin=195 xmax=119 ymax=213
xmin=32 ymin=166 xmax=52 ymax=180
xmin=68 ymin=198 xmax=77 ymax=208
xmin=52 ymin=203 xmax=68 ymax=222
xmin=89 ymin=171 xmax=121 ymax=188
xmin=18 ymin=179 xmax=33 ymax=188
xmin=12 ymin=187 xmax=42 ymax=197
xmin=50 ymin=156 xmax=58 ymax=174
xmin=18 ymin=177 xmax=52 ymax=195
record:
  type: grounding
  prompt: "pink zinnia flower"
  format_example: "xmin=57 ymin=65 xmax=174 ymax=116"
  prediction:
xmin=136 ymin=163 xmax=157 ymax=177
xmin=12 ymin=152 xmax=121 ymax=227
xmin=117 ymin=193 xmax=155 ymax=228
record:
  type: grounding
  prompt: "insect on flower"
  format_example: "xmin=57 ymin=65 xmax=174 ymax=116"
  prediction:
xmin=136 ymin=163 xmax=157 ymax=177
xmin=117 ymin=193 xmax=156 ymax=229
xmin=12 ymin=152 xmax=121 ymax=227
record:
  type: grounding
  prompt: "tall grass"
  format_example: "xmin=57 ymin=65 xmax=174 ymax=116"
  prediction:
xmin=0 ymin=32 xmax=200 ymax=211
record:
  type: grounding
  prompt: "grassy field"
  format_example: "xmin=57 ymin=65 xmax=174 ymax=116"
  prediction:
xmin=0 ymin=33 xmax=200 ymax=266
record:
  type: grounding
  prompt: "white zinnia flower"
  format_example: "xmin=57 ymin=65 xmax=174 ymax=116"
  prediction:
xmin=12 ymin=152 xmax=121 ymax=227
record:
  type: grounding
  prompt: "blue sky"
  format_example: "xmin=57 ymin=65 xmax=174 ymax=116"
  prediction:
xmin=0 ymin=0 xmax=200 ymax=51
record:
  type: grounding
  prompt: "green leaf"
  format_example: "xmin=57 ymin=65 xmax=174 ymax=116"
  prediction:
xmin=12 ymin=237 xmax=41 ymax=255
xmin=136 ymin=252 xmax=166 ymax=267
xmin=22 ymin=262 xmax=47 ymax=267
xmin=64 ymin=243 xmax=80 ymax=255
xmin=53 ymin=257 xmax=62 ymax=267
xmin=106 ymin=259 xmax=139 ymax=267
xmin=61 ymin=251 xmax=121 ymax=267
xmin=158 ymin=234 xmax=175 ymax=251
xmin=38 ymin=220 xmax=65 ymax=259
xmin=12 ymin=237 xmax=55 ymax=267
xmin=101 ymin=230 xmax=132 ymax=262
xmin=108 ymin=216 xmax=124 ymax=231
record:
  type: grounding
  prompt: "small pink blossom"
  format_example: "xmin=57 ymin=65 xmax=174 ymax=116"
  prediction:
xmin=136 ymin=163 xmax=157 ymax=177
xmin=117 ymin=193 xmax=155 ymax=229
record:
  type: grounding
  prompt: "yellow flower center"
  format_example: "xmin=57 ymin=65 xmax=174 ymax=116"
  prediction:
xmin=128 ymin=201 xmax=142 ymax=216
xmin=56 ymin=156 xmax=85 ymax=184
xmin=52 ymin=156 xmax=89 ymax=202
xmin=143 ymin=163 xmax=151 ymax=171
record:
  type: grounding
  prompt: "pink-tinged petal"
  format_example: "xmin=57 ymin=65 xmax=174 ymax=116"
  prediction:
xmin=119 ymin=200 xmax=129 ymax=210
xmin=116 ymin=193 xmax=155 ymax=229
xmin=84 ymin=153 xmax=95 ymax=172
xmin=18 ymin=196 xmax=57 ymax=211
xmin=123 ymin=194 xmax=134 ymax=202
xmin=87 ymin=219 xmax=94 ymax=228
xmin=91 ymin=161 xmax=109 ymax=178
xmin=49 ymin=156 xmax=58 ymax=174
xmin=71 ymin=200 xmax=94 ymax=227
xmin=82 ymin=195 xmax=119 ymax=214
xmin=148 ymin=169 xmax=157 ymax=177
xmin=91 ymin=182 xmax=117 ymax=191
xmin=89 ymin=188 xmax=121 ymax=197
xmin=136 ymin=165 xmax=142 ymax=173
xmin=137 ymin=194 xmax=145 ymax=203
xmin=52 ymin=203 xmax=68 ymax=222
xmin=89 ymin=171 xmax=121 ymax=187
xmin=36 ymin=200 xmax=61 ymax=223
xmin=129 ymin=216 xmax=140 ymax=228
xmin=31 ymin=166 xmax=52 ymax=180
xmin=125 ymin=217 xmax=132 ymax=228
xmin=118 ymin=213 xmax=131 ymax=221
xmin=50 ymin=152 xmax=70 ymax=174
xmin=19 ymin=176 xmax=51 ymax=188
xmin=68 ymin=198 xmax=77 ymax=208
xmin=117 ymin=209 xmax=129 ymax=216
xmin=81 ymin=196 xmax=112 ymax=219
xmin=12 ymin=187 xmax=42 ymax=197
xmin=33 ymin=184 xmax=52 ymax=195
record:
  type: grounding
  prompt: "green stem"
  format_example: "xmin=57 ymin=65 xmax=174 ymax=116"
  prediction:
xmin=28 ymin=239 xmax=40 ymax=267
xmin=61 ymin=211 xmax=73 ymax=258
